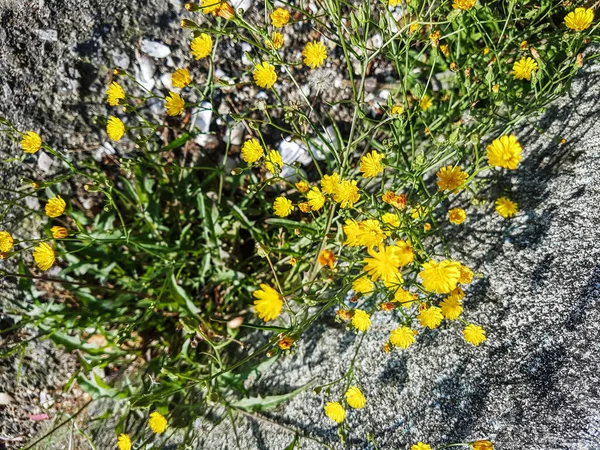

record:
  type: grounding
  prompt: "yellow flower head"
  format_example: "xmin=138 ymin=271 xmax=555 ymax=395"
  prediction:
xmin=51 ymin=226 xmax=68 ymax=239
xmin=333 ymin=179 xmax=360 ymax=208
xmin=0 ymin=231 xmax=14 ymax=253
xmin=273 ymin=197 xmax=294 ymax=217
xmin=342 ymin=219 xmax=361 ymax=247
xmin=270 ymin=8 xmax=290 ymax=27
xmin=191 ymin=33 xmax=213 ymax=59
xmin=116 ymin=434 xmax=132 ymax=450
xmin=21 ymin=131 xmax=42 ymax=154
xmin=106 ymin=116 xmax=125 ymax=141
xmin=241 ymin=138 xmax=264 ymax=163
xmin=107 ymin=81 xmax=125 ymax=106
xmin=265 ymin=149 xmax=283 ymax=174
xmin=253 ymin=283 xmax=283 ymax=322
xmin=417 ymin=305 xmax=444 ymax=329
xmin=393 ymin=288 xmax=418 ymax=308
xmin=486 ymin=135 xmax=522 ymax=169
xmin=382 ymin=212 xmax=400 ymax=228
xmin=351 ymin=309 xmax=371 ymax=332
xmin=298 ymin=202 xmax=310 ymax=213
xmin=440 ymin=295 xmax=463 ymax=320
xmin=295 ymin=180 xmax=309 ymax=193
xmin=363 ymin=245 xmax=404 ymax=285
xmin=382 ymin=191 xmax=407 ymax=209
xmin=324 ymin=401 xmax=346 ymax=423
xmin=411 ymin=443 xmax=433 ymax=450
xmin=307 ymin=187 xmax=326 ymax=211
xmin=165 ymin=92 xmax=185 ymax=116
xmin=429 ymin=30 xmax=441 ymax=47
xmin=420 ymin=95 xmax=433 ymax=111
xmin=318 ymin=249 xmax=336 ymax=268
xmin=359 ymin=150 xmax=385 ymax=178
xmin=278 ymin=335 xmax=295 ymax=350
xmin=448 ymin=208 xmax=467 ymax=225
xmin=495 ymin=197 xmax=518 ymax=218
xmin=452 ymin=0 xmax=476 ymax=10
xmin=473 ymin=440 xmax=494 ymax=450
xmin=463 ymin=324 xmax=486 ymax=346
xmin=33 ymin=242 xmax=55 ymax=271
xmin=302 ymin=41 xmax=327 ymax=69
xmin=266 ymin=32 xmax=284 ymax=50
xmin=436 ymin=165 xmax=468 ymax=191
xmin=321 ymin=172 xmax=340 ymax=195
xmin=390 ymin=104 xmax=403 ymax=115
xmin=200 ymin=0 xmax=222 ymax=14
xmin=439 ymin=44 xmax=450 ymax=57
xmin=347 ymin=219 xmax=386 ymax=248
xmin=512 ymin=56 xmax=538 ymax=81
xmin=45 ymin=196 xmax=66 ymax=218
xmin=352 ymin=276 xmax=374 ymax=294
xmin=390 ymin=326 xmax=417 ymax=349
xmin=565 ymin=8 xmax=594 ymax=32
xmin=172 ymin=68 xmax=191 ymax=88
xmin=520 ymin=40 xmax=528 ymax=50
xmin=253 ymin=61 xmax=278 ymax=88
xmin=148 ymin=411 xmax=167 ymax=434
xmin=345 ymin=386 xmax=366 ymax=409
xmin=458 ymin=264 xmax=474 ymax=284
xmin=419 ymin=259 xmax=461 ymax=294
xmin=410 ymin=204 xmax=426 ymax=220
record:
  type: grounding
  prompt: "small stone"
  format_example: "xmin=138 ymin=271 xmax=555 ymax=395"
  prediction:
xmin=34 ymin=29 xmax=58 ymax=42
xmin=140 ymin=39 xmax=171 ymax=58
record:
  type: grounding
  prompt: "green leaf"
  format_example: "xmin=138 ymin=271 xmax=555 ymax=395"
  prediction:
xmin=264 ymin=218 xmax=318 ymax=235
xmin=230 ymin=381 xmax=313 ymax=411
xmin=169 ymin=274 xmax=201 ymax=316
xmin=77 ymin=373 xmax=123 ymax=399
xmin=156 ymin=133 xmax=194 ymax=153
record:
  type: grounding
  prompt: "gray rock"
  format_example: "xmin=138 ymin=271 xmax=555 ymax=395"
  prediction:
xmin=33 ymin=29 xmax=58 ymax=41
xmin=140 ymin=39 xmax=171 ymax=58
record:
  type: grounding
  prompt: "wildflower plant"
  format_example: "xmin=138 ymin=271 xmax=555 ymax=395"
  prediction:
xmin=1 ymin=0 xmax=599 ymax=447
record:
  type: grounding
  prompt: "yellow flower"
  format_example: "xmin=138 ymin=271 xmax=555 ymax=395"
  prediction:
xmin=345 ymin=387 xmax=366 ymax=409
xmin=51 ymin=226 xmax=68 ymax=239
xmin=273 ymin=197 xmax=294 ymax=217
xmin=352 ymin=276 xmax=374 ymax=294
xmin=410 ymin=204 xmax=426 ymax=219
xmin=0 ymin=231 xmax=14 ymax=252
xmin=324 ymin=402 xmax=345 ymax=423
xmin=409 ymin=22 xmax=420 ymax=33
xmin=45 ymin=196 xmax=66 ymax=218
xmin=265 ymin=149 xmax=283 ymax=174
xmin=393 ymin=288 xmax=417 ymax=308
xmin=395 ymin=240 xmax=414 ymax=267
xmin=390 ymin=326 xmax=417 ymax=349
xmin=106 ymin=81 xmax=125 ymax=106
xmin=33 ymin=242 xmax=55 ymax=271
xmin=349 ymin=219 xmax=386 ymax=248
xmin=439 ymin=44 xmax=450 ymax=57
xmin=333 ymin=179 xmax=360 ymax=208
xmin=289 ymin=257 xmax=297 ymax=266
xmin=253 ymin=284 xmax=282 ymax=322
xmin=382 ymin=191 xmax=407 ymax=209
xmin=452 ymin=0 xmax=476 ymax=10
xmin=191 ymin=33 xmax=213 ymax=59
xmin=278 ymin=336 xmax=295 ymax=350
xmin=463 ymin=324 xmax=486 ymax=346
xmin=359 ymin=150 xmax=385 ymax=178
xmin=253 ymin=61 xmax=277 ymax=88
xmin=116 ymin=434 xmax=132 ymax=450
xmin=458 ymin=264 xmax=474 ymax=284
xmin=106 ymin=116 xmax=125 ymax=141
xmin=495 ymin=197 xmax=518 ymax=218
xmin=429 ymin=30 xmax=441 ymax=47
xmin=214 ymin=2 xmax=235 ymax=19
xmin=420 ymin=95 xmax=433 ymax=111
xmin=270 ymin=8 xmax=290 ymax=28
xmin=295 ymin=180 xmax=309 ymax=193
xmin=266 ymin=32 xmax=284 ymax=50
xmin=172 ymin=68 xmax=191 ymax=88
xmin=21 ymin=131 xmax=42 ymax=154
xmin=436 ymin=165 xmax=468 ymax=191
xmin=241 ymin=138 xmax=264 ymax=163
xmin=200 ymin=0 xmax=222 ymax=14
xmin=423 ymin=223 xmax=432 ymax=231
xmin=440 ymin=295 xmax=463 ymax=320
xmin=565 ymin=8 xmax=594 ymax=32
xmin=298 ymin=202 xmax=310 ymax=213
xmin=419 ymin=259 xmax=461 ymax=294
xmin=512 ymin=56 xmax=538 ymax=81
xmin=486 ymin=135 xmax=522 ymax=169
xmin=363 ymin=245 xmax=404 ymax=285
xmin=418 ymin=305 xmax=444 ymax=329
xmin=520 ymin=40 xmax=528 ymax=50
xmin=352 ymin=309 xmax=371 ymax=332
xmin=302 ymin=41 xmax=327 ymax=69
xmin=165 ymin=92 xmax=185 ymax=116
xmin=307 ymin=187 xmax=326 ymax=211
xmin=473 ymin=440 xmax=494 ymax=450
xmin=448 ymin=208 xmax=467 ymax=224
xmin=342 ymin=219 xmax=362 ymax=247
xmin=318 ymin=249 xmax=336 ymax=268
xmin=148 ymin=411 xmax=167 ymax=434
xmin=321 ymin=172 xmax=340 ymax=195
xmin=411 ymin=443 xmax=432 ymax=450
xmin=382 ymin=212 xmax=400 ymax=228
xmin=390 ymin=105 xmax=403 ymax=115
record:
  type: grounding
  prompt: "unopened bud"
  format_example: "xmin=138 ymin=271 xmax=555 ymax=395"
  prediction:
xmin=180 ymin=19 xmax=198 ymax=28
